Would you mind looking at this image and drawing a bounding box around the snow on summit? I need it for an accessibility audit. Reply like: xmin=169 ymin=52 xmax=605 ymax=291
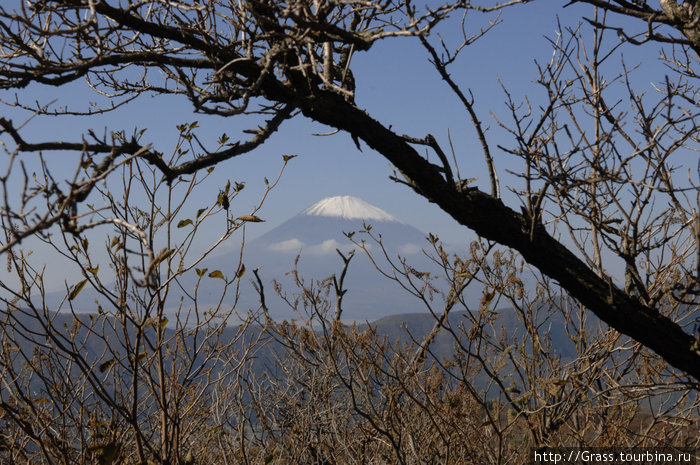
xmin=302 ymin=196 xmax=401 ymax=222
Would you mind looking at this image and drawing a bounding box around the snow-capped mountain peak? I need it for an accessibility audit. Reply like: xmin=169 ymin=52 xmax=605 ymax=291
xmin=301 ymin=196 xmax=400 ymax=222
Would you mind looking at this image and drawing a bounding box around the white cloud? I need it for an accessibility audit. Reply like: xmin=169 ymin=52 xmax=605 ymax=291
xmin=308 ymin=239 xmax=342 ymax=255
xmin=268 ymin=238 xmax=304 ymax=252
xmin=307 ymin=239 xmax=373 ymax=255
xmin=398 ymin=243 xmax=421 ymax=255
xmin=268 ymin=237 xmax=374 ymax=256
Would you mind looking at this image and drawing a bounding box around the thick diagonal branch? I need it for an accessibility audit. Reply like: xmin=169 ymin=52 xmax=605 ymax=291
xmin=298 ymin=90 xmax=700 ymax=381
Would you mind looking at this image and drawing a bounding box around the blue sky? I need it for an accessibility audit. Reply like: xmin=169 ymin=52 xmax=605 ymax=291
xmin=1 ymin=1 xmax=677 ymax=292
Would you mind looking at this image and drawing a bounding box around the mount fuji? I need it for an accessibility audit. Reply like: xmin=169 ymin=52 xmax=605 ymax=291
xmin=251 ymin=195 xmax=426 ymax=257
xmin=52 ymin=196 xmax=456 ymax=321
xmin=202 ymin=195 xmax=439 ymax=320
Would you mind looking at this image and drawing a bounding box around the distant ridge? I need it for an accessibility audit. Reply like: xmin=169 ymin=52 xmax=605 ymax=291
xmin=301 ymin=195 xmax=401 ymax=222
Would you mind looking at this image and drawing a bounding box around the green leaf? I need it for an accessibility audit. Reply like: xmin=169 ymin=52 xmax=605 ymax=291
xmin=282 ymin=154 xmax=298 ymax=162
xmin=68 ymin=279 xmax=88 ymax=301
xmin=87 ymin=266 xmax=99 ymax=277
xmin=196 ymin=208 xmax=206 ymax=219
xmin=427 ymin=233 xmax=439 ymax=245
xmin=236 ymin=264 xmax=246 ymax=279
xmin=208 ymin=270 xmax=225 ymax=280
xmin=153 ymin=249 xmax=175 ymax=267
xmin=99 ymin=359 xmax=115 ymax=373
xmin=195 ymin=268 xmax=208 ymax=278
xmin=177 ymin=219 xmax=193 ymax=228
xmin=217 ymin=188 xmax=230 ymax=210
xmin=236 ymin=215 xmax=264 ymax=223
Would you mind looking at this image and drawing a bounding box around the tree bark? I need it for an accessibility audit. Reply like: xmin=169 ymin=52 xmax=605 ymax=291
xmin=298 ymin=90 xmax=700 ymax=382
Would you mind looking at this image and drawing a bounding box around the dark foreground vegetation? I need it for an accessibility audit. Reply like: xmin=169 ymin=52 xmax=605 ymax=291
xmin=2 ymin=237 xmax=697 ymax=464
xmin=1 ymin=0 xmax=698 ymax=464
